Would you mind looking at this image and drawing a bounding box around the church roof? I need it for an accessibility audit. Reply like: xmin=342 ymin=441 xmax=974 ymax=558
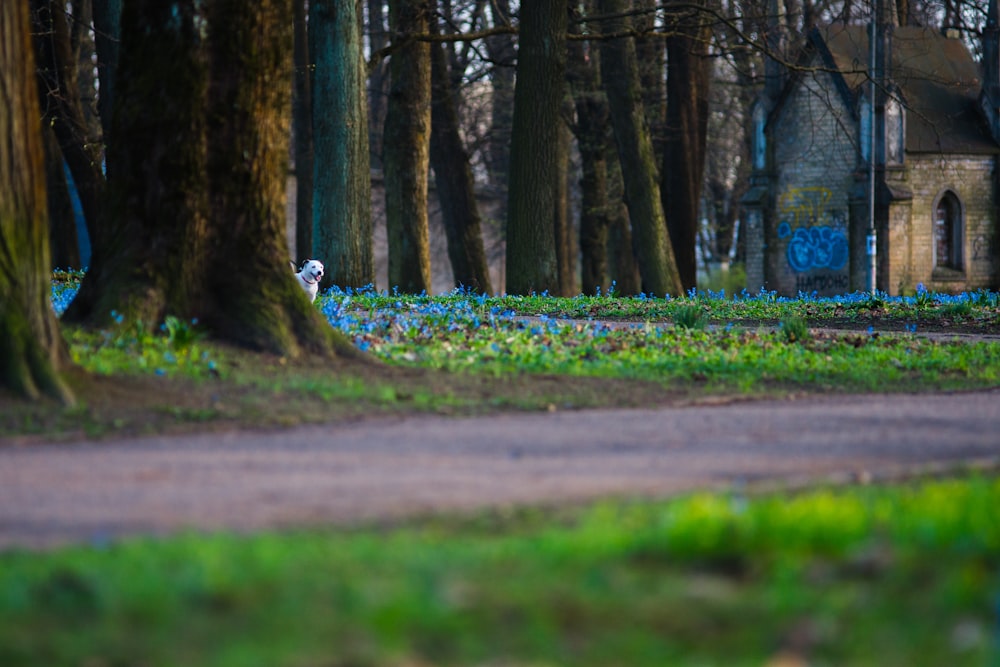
xmin=812 ymin=24 xmax=999 ymax=154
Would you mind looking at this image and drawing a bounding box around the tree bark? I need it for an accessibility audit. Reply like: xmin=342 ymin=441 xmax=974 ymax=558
xmin=385 ymin=0 xmax=433 ymax=293
xmin=293 ymin=0 xmax=314 ymax=265
xmin=504 ymin=0 xmax=566 ymax=295
xmin=311 ymin=0 xmax=375 ymax=289
xmin=663 ymin=1 xmax=712 ymax=291
xmin=64 ymin=0 xmax=209 ymax=326
xmin=0 ymin=0 xmax=75 ymax=403
xmin=429 ymin=32 xmax=493 ymax=294
xmin=599 ymin=0 xmax=682 ymax=297
xmin=554 ymin=119 xmax=575 ymax=296
xmin=65 ymin=0 xmax=356 ymax=359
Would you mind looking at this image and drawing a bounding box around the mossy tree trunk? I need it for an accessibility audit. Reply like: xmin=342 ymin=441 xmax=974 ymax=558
xmin=385 ymin=0 xmax=433 ymax=294
xmin=429 ymin=33 xmax=493 ymax=294
xmin=64 ymin=0 xmax=355 ymax=359
xmin=504 ymin=0 xmax=566 ymax=295
xmin=0 ymin=0 xmax=75 ymax=404
xmin=311 ymin=0 xmax=375 ymax=289
xmin=599 ymin=0 xmax=682 ymax=298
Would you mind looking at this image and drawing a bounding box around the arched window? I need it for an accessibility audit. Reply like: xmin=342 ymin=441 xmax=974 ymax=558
xmin=752 ymin=103 xmax=767 ymax=170
xmin=885 ymin=97 xmax=904 ymax=165
xmin=934 ymin=191 xmax=963 ymax=271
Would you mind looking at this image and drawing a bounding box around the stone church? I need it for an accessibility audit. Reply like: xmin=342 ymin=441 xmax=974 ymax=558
xmin=743 ymin=0 xmax=1000 ymax=296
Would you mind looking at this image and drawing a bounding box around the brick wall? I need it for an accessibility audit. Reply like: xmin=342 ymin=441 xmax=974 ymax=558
xmin=904 ymin=155 xmax=998 ymax=293
xmin=769 ymin=70 xmax=857 ymax=296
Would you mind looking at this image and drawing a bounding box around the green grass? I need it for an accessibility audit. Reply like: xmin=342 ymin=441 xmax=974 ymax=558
xmin=1 ymin=474 xmax=998 ymax=666
xmin=5 ymin=277 xmax=994 ymax=439
xmin=3 ymin=277 xmax=996 ymax=664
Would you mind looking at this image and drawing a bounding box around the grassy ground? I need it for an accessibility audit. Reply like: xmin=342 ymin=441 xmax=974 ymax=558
xmin=1 ymin=278 xmax=999 ymax=665
xmin=3 ymin=278 xmax=999 ymax=441
xmin=1 ymin=474 xmax=997 ymax=666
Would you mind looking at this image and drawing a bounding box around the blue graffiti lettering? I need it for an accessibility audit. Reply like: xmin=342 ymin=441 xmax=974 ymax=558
xmin=786 ymin=225 xmax=849 ymax=273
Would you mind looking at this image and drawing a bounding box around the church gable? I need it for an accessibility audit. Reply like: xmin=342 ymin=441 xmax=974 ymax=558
xmin=744 ymin=21 xmax=1000 ymax=297
xmin=764 ymin=55 xmax=858 ymax=295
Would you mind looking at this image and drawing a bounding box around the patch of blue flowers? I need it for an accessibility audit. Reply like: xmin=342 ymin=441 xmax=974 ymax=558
xmin=52 ymin=276 xmax=999 ymax=366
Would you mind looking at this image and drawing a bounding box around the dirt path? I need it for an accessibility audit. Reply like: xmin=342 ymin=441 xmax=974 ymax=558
xmin=2 ymin=389 xmax=999 ymax=551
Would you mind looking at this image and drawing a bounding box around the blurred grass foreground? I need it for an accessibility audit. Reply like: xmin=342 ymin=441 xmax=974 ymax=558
xmin=1 ymin=474 xmax=998 ymax=666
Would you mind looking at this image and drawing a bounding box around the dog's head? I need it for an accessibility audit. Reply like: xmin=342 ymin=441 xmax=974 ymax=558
xmin=299 ymin=259 xmax=324 ymax=284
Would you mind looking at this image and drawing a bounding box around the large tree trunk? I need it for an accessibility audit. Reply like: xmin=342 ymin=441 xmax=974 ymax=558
xmin=504 ymin=0 xmax=566 ymax=295
xmin=429 ymin=34 xmax=493 ymax=294
xmin=311 ymin=0 xmax=374 ymax=289
xmin=292 ymin=0 xmax=314 ymax=265
xmin=202 ymin=0 xmax=340 ymax=355
xmin=30 ymin=0 xmax=106 ymax=258
xmin=599 ymin=0 xmax=682 ymax=298
xmin=385 ymin=0 xmax=432 ymax=293
xmin=0 ymin=0 xmax=75 ymax=404
xmin=64 ymin=0 xmax=209 ymax=326
xmin=663 ymin=1 xmax=712 ymax=291
xmin=66 ymin=0 xmax=355 ymax=359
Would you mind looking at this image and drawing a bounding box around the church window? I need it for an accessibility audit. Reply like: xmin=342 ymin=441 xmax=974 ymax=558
xmin=934 ymin=191 xmax=963 ymax=270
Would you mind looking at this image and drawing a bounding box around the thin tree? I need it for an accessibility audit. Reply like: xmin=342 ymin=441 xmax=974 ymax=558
xmin=367 ymin=1 xmax=391 ymax=171
xmin=93 ymin=0 xmax=122 ymax=143
xmin=311 ymin=0 xmax=375 ymax=288
xmin=598 ymin=0 xmax=682 ymax=297
xmin=663 ymin=0 xmax=712 ymax=291
xmin=30 ymin=0 xmax=106 ymax=258
xmin=568 ymin=4 xmax=612 ymax=295
xmin=485 ymin=0 xmax=516 ymax=213
xmin=505 ymin=0 xmax=566 ymax=295
xmin=429 ymin=21 xmax=493 ymax=294
xmin=385 ymin=0 xmax=433 ymax=293
xmin=0 ymin=0 xmax=75 ymax=403
xmin=65 ymin=0 xmax=356 ymax=358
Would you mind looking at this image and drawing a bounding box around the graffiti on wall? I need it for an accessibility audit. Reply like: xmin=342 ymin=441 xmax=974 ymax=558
xmin=972 ymin=235 xmax=996 ymax=262
xmin=777 ymin=187 xmax=849 ymax=280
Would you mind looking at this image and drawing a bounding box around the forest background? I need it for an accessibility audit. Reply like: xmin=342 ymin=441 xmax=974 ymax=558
xmin=2 ymin=0 xmax=995 ymax=403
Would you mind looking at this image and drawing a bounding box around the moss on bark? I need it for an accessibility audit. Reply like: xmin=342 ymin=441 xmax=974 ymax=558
xmin=1 ymin=0 xmax=74 ymax=404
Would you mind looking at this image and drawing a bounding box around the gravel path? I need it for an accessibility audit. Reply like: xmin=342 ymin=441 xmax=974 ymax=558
xmin=2 ymin=389 xmax=999 ymax=551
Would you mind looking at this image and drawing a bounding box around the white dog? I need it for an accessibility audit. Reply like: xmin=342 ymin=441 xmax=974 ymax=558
xmin=291 ymin=259 xmax=324 ymax=302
